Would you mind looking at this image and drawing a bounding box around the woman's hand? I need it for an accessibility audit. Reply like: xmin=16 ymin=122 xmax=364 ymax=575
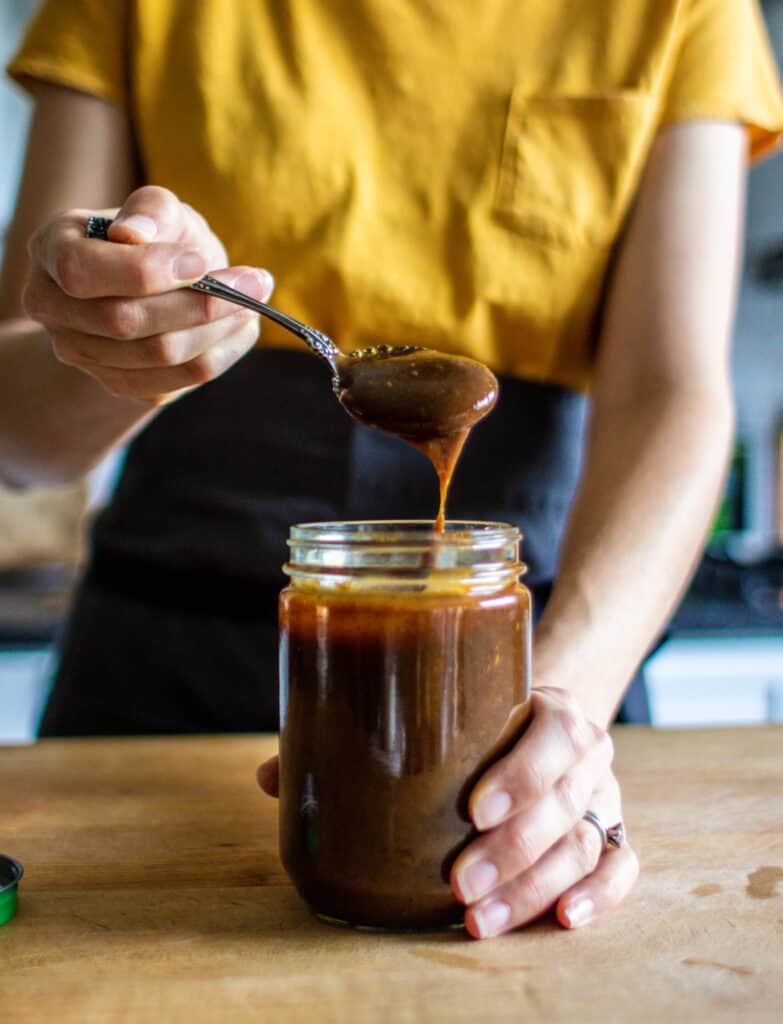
xmin=23 ymin=185 xmax=274 ymax=403
xmin=257 ymin=688 xmax=638 ymax=939
xmin=451 ymin=687 xmax=638 ymax=938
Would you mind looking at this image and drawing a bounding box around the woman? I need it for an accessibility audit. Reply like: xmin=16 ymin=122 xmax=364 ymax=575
xmin=2 ymin=0 xmax=782 ymax=938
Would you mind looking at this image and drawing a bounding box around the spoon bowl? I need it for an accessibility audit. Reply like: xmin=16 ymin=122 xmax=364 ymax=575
xmin=334 ymin=346 xmax=498 ymax=440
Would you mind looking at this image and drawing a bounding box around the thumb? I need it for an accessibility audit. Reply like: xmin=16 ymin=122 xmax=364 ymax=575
xmin=108 ymin=185 xmax=186 ymax=244
xmin=256 ymin=756 xmax=280 ymax=798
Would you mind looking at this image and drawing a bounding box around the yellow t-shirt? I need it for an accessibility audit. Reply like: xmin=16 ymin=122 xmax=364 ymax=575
xmin=8 ymin=0 xmax=783 ymax=390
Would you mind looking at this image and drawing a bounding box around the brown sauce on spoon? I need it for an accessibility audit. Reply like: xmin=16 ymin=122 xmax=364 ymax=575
xmin=334 ymin=347 xmax=499 ymax=529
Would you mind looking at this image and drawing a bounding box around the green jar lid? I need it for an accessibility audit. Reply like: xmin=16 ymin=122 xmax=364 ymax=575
xmin=0 ymin=855 xmax=23 ymax=927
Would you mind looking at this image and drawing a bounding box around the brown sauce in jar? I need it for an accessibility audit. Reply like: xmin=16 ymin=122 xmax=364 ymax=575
xmin=279 ymin=581 xmax=531 ymax=929
xmin=335 ymin=348 xmax=499 ymax=530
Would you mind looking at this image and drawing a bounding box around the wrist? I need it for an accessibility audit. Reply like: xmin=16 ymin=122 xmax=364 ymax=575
xmin=532 ymin=644 xmax=619 ymax=729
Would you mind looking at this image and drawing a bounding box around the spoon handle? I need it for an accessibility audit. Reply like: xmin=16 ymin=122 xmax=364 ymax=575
xmin=190 ymin=275 xmax=340 ymax=370
xmin=84 ymin=217 xmax=340 ymax=370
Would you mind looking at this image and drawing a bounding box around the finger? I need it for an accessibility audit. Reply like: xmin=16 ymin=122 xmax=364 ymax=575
xmin=35 ymin=216 xmax=208 ymax=298
xmin=451 ymin=741 xmax=615 ymax=905
xmin=256 ymin=757 xmax=280 ymax=797
xmin=464 ymin=816 xmax=606 ymax=940
xmin=556 ymin=843 xmax=640 ymax=930
xmin=109 ymin=189 xmax=228 ymax=267
xmin=108 ymin=186 xmax=186 ymax=244
xmin=90 ymin=314 xmax=260 ymax=399
xmin=51 ymin=308 xmax=257 ymax=371
xmin=25 ymin=263 xmax=273 ymax=339
xmin=468 ymin=689 xmax=607 ymax=831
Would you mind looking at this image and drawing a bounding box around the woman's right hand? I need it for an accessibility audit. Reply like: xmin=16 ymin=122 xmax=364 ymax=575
xmin=23 ymin=185 xmax=274 ymax=403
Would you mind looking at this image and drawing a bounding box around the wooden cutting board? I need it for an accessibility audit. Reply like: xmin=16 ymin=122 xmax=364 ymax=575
xmin=0 ymin=727 xmax=781 ymax=1023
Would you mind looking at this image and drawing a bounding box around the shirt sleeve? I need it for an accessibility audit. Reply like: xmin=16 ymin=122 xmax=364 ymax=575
xmin=5 ymin=0 xmax=130 ymax=109
xmin=660 ymin=0 xmax=783 ymax=162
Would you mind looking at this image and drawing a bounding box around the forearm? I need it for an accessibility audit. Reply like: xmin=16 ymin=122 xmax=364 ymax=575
xmin=0 ymin=84 xmax=154 ymax=487
xmin=0 ymin=317 xmax=155 ymax=487
xmin=533 ymin=385 xmax=733 ymax=726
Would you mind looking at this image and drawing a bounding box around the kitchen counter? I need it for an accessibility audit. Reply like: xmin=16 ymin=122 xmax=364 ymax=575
xmin=1 ymin=728 xmax=781 ymax=1023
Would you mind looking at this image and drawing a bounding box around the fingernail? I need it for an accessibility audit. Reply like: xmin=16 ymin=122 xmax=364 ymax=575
xmin=473 ymin=790 xmax=512 ymax=830
xmin=563 ymin=897 xmax=594 ymax=929
xmin=227 ymin=268 xmax=270 ymax=299
xmin=459 ymin=860 xmax=498 ymax=903
xmin=173 ymin=251 xmax=207 ymax=281
xmin=473 ymin=900 xmax=510 ymax=939
xmin=114 ymin=214 xmax=157 ymax=241
xmin=232 ymin=269 xmax=274 ymax=299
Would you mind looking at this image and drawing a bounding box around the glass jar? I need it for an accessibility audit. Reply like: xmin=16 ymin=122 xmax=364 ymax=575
xmin=278 ymin=521 xmax=531 ymax=930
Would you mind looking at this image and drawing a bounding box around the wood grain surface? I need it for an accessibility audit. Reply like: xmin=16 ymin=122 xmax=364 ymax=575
xmin=1 ymin=727 xmax=781 ymax=1023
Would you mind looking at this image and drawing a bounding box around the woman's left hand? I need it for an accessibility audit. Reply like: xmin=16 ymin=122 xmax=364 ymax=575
xmin=450 ymin=687 xmax=639 ymax=939
xmin=256 ymin=686 xmax=639 ymax=939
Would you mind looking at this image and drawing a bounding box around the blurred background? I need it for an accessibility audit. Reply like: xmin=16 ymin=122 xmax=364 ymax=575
xmin=1 ymin=0 xmax=782 ymax=741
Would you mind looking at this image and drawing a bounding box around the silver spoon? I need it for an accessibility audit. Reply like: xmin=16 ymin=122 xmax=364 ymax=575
xmin=86 ymin=215 xmax=414 ymax=374
xmin=192 ymin=273 xmax=500 ymax=439
xmin=85 ymin=216 xmax=497 ymax=439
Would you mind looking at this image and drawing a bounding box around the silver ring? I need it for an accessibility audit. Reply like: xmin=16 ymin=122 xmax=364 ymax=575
xmin=582 ymin=809 xmax=626 ymax=850
xmin=86 ymin=216 xmax=113 ymax=240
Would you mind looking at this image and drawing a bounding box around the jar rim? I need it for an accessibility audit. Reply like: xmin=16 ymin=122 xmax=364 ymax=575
xmin=284 ymin=521 xmax=525 ymax=592
xmin=288 ymin=520 xmax=521 ymax=548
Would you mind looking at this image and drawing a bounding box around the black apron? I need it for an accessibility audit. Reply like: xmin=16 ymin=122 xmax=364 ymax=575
xmin=40 ymin=349 xmax=647 ymax=735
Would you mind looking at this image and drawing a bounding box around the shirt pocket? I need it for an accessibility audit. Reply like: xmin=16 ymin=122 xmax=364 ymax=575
xmin=494 ymin=89 xmax=656 ymax=247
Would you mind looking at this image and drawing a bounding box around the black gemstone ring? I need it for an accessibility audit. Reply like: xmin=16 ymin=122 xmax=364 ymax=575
xmin=85 ymin=215 xmax=113 ymax=240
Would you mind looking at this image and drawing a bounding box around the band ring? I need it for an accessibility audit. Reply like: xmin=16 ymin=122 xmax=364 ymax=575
xmin=582 ymin=809 xmax=626 ymax=851
xmin=86 ymin=215 xmax=113 ymax=240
